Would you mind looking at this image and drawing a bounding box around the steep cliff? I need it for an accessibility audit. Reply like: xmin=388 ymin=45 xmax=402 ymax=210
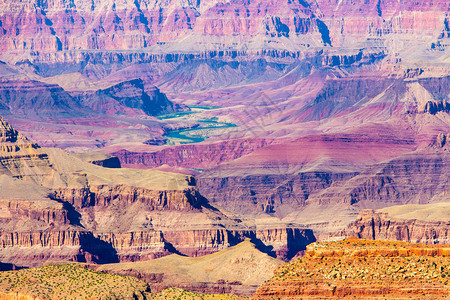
xmin=0 ymin=0 xmax=447 ymax=55
xmin=113 ymin=138 xmax=271 ymax=169
xmin=0 ymin=117 xmax=315 ymax=266
xmin=97 ymin=239 xmax=283 ymax=296
xmin=340 ymin=204 xmax=450 ymax=244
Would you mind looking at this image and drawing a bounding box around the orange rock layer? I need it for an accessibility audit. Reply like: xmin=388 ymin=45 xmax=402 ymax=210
xmin=254 ymin=239 xmax=450 ymax=299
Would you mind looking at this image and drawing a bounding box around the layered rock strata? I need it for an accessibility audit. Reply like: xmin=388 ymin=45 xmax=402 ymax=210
xmin=0 ymin=117 xmax=314 ymax=266
xmin=255 ymin=238 xmax=450 ymax=299
xmin=339 ymin=208 xmax=450 ymax=244
xmin=0 ymin=0 xmax=448 ymax=53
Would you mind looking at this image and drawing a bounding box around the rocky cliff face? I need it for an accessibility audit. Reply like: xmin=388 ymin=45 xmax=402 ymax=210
xmin=254 ymin=238 xmax=450 ymax=299
xmin=0 ymin=118 xmax=315 ymax=267
xmin=113 ymin=138 xmax=271 ymax=169
xmin=0 ymin=0 xmax=447 ymax=55
xmin=198 ymin=170 xmax=357 ymax=215
xmin=80 ymin=78 xmax=187 ymax=116
xmin=51 ymin=186 xmax=204 ymax=210
xmin=0 ymin=0 xmax=325 ymax=54
xmin=316 ymin=0 xmax=449 ymax=45
xmin=340 ymin=209 xmax=450 ymax=244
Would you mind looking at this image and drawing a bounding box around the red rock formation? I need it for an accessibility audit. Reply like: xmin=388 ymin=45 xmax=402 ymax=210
xmin=113 ymin=138 xmax=271 ymax=169
xmin=51 ymin=186 xmax=204 ymax=210
xmin=254 ymin=239 xmax=450 ymax=299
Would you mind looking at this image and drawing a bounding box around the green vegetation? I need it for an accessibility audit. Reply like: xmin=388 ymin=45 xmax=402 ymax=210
xmin=0 ymin=264 xmax=150 ymax=299
xmin=0 ymin=264 xmax=246 ymax=300
xmin=257 ymin=239 xmax=450 ymax=299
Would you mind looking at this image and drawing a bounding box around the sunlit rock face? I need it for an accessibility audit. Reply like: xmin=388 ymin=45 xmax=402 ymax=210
xmin=0 ymin=0 xmax=448 ymax=55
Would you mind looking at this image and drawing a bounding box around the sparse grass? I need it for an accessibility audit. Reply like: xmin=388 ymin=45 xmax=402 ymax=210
xmin=0 ymin=264 xmax=247 ymax=300
xmin=0 ymin=263 xmax=150 ymax=299
xmin=256 ymin=239 xmax=450 ymax=299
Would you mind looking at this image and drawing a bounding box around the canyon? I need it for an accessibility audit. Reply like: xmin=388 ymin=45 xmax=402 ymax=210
xmin=0 ymin=117 xmax=315 ymax=268
xmin=0 ymin=0 xmax=448 ymax=298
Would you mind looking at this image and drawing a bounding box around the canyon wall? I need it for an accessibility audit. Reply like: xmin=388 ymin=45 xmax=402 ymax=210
xmin=340 ymin=210 xmax=450 ymax=244
xmin=0 ymin=0 xmax=448 ymax=54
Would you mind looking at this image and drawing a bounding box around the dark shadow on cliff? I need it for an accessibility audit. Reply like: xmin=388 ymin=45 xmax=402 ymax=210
xmin=249 ymin=238 xmax=277 ymax=258
xmin=164 ymin=241 xmax=187 ymax=257
xmin=48 ymin=194 xmax=85 ymax=228
xmin=0 ymin=262 xmax=27 ymax=271
xmin=62 ymin=201 xmax=84 ymax=228
xmin=79 ymin=233 xmax=119 ymax=264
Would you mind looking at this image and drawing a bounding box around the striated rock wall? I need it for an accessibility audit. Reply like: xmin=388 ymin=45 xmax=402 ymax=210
xmin=1 ymin=0 xmax=448 ymax=53
xmin=0 ymin=230 xmax=84 ymax=248
xmin=316 ymin=0 xmax=449 ymax=45
xmin=340 ymin=210 xmax=450 ymax=244
xmin=0 ymin=0 xmax=323 ymax=53
xmin=51 ymin=186 xmax=205 ymax=210
xmin=198 ymin=171 xmax=357 ymax=215
xmin=160 ymin=227 xmax=316 ymax=260
xmin=0 ymin=227 xmax=315 ymax=266
xmin=113 ymin=138 xmax=271 ymax=169
xmin=0 ymin=199 xmax=70 ymax=226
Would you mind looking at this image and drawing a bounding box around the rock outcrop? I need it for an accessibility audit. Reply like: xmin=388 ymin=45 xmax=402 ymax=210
xmin=113 ymin=138 xmax=271 ymax=169
xmin=339 ymin=207 xmax=450 ymax=244
xmin=73 ymin=151 xmax=122 ymax=168
xmin=97 ymin=239 xmax=283 ymax=297
xmin=80 ymin=79 xmax=187 ymax=116
xmin=254 ymin=238 xmax=450 ymax=299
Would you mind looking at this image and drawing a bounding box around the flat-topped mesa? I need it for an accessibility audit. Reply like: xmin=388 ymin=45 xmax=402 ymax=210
xmin=0 ymin=117 xmax=38 ymax=152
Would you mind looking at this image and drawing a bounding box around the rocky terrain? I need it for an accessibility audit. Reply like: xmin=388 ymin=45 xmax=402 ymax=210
xmin=0 ymin=263 xmax=242 ymax=299
xmin=149 ymin=288 xmax=239 ymax=300
xmin=339 ymin=203 xmax=450 ymax=244
xmin=0 ymin=116 xmax=314 ymax=268
xmin=0 ymin=0 xmax=448 ymax=297
xmin=255 ymin=238 xmax=450 ymax=299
